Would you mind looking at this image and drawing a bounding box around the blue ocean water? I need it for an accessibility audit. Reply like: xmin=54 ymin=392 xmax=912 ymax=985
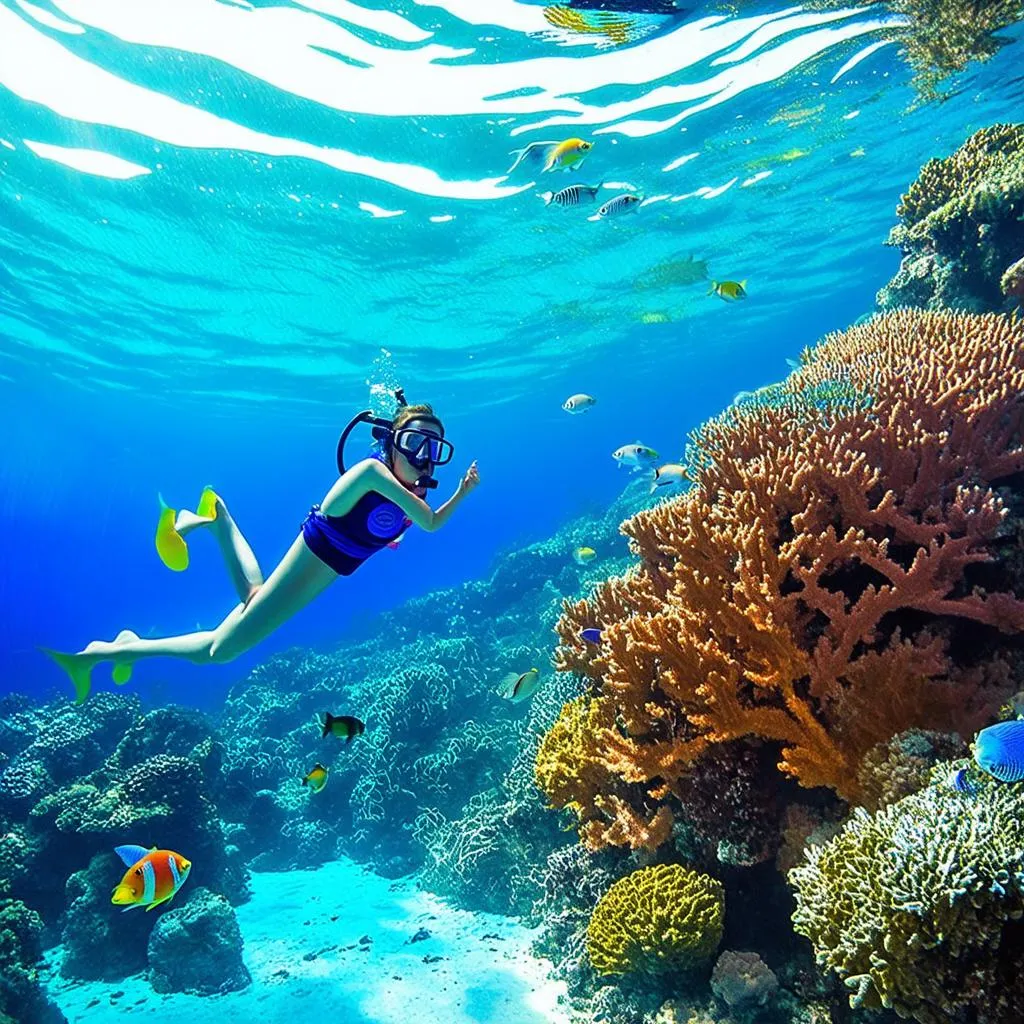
xmin=2 ymin=1 xmax=1021 ymax=707
xmin=2 ymin=5 xmax=1024 ymax=1023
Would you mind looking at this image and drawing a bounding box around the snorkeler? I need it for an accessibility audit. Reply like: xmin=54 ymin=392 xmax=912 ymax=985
xmin=44 ymin=391 xmax=478 ymax=704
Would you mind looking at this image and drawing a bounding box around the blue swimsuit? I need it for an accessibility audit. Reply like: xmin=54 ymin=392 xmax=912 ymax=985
xmin=301 ymin=491 xmax=411 ymax=576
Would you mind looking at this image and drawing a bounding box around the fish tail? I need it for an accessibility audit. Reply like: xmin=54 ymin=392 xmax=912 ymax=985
xmin=321 ymin=713 xmax=332 ymax=738
xmin=40 ymin=647 xmax=95 ymax=706
xmin=707 ymin=282 xmax=717 ymax=296
xmin=539 ymin=191 xmax=554 ymax=206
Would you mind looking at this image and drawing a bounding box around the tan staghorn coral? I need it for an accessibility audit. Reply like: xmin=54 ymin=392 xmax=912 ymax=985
xmin=546 ymin=311 xmax=1024 ymax=851
xmin=586 ymin=864 xmax=724 ymax=976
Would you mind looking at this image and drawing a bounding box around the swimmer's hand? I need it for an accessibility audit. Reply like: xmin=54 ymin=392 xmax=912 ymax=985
xmin=458 ymin=461 xmax=480 ymax=495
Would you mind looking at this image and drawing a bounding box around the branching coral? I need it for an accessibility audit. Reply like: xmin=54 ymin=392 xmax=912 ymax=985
xmin=547 ymin=311 xmax=1024 ymax=852
xmin=879 ymin=123 xmax=1024 ymax=312
xmin=790 ymin=765 xmax=1024 ymax=1024
xmin=586 ymin=864 xmax=724 ymax=977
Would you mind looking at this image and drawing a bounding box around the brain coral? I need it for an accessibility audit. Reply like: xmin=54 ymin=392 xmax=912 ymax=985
xmin=790 ymin=765 xmax=1024 ymax=1024
xmin=549 ymin=310 xmax=1024 ymax=851
xmin=587 ymin=864 xmax=724 ymax=976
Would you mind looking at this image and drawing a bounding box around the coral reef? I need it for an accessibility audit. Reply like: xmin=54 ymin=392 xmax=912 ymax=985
xmin=547 ymin=310 xmax=1024 ymax=852
xmin=147 ymin=888 xmax=250 ymax=995
xmin=0 ymin=898 xmax=65 ymax=1024
xmin=790 ymin=764 xmax=1024 ymax=1023
xmin=710 ymin=950 xmax=779 ymax=1009
xmin=805 ymin=0 xmax=1024 ymax=101
xmin=878 ymin=124 xmax=1024 ymax=312
xmin=586 ymin=864 xmax=725 ymax=977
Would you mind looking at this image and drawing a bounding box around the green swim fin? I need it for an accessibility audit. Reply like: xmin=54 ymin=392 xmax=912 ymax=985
xmin=155 ymin=493 xmax=189 ymax=571
xmin=196 ymin=485 xmax=220 ymax=522
xmin=40 ymin=648 xmax=94 ymax=705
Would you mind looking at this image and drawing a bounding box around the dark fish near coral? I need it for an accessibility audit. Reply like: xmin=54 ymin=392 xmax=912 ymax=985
xmin=950 ymin=767 xmax=979 ymax=795
xmin=580 ymin=628 xmax=603 ymax=644
xmin=303 ymin=763 xmax=330 ymax=792
xmin=322 ymin=713 xmax=365 ymax=742
xmin=973 ymin=720 xmax=1024 ymax=782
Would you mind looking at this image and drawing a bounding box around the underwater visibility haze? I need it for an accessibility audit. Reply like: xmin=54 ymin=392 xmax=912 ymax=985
xmin=2 ymin=0 xmax=1024 ymax=1022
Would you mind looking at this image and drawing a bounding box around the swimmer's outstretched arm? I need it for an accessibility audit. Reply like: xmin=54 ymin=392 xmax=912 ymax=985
xmin=325 ymin=458 xmax=480 ymax=532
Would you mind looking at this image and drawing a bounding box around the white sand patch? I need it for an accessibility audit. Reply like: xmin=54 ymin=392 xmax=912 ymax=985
xmin=43 ymin=859 xmax=569 ymax=1024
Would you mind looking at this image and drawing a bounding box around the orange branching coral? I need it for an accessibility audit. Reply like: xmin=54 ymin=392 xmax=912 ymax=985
xmin=548 ymin=311 xmax=1024 ymax=849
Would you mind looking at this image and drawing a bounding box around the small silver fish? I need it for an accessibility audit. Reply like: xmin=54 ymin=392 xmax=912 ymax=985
xmin=542 ymin=184 xmax=601 ymax=209
xmin=597 ymin=193 xmax=642 ymax=218
xmin=563 ymin=392 xmax=597 ymax=413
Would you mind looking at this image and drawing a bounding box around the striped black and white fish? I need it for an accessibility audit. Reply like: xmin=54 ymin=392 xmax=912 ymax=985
xmin=540 ymin=184 xmax=602 ymax=208
xmin=597 ymin=192 xmax=643 ymax=218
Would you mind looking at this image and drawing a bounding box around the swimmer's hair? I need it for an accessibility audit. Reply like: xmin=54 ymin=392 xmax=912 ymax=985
xmin=393 ymin=402 xmax=442 ymax=433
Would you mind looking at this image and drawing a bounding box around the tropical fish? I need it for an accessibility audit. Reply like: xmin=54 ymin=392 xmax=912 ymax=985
xmin=950 ymin=767 xmax=979 ymax=795
xmin=321 ymin=713 xmax=365 ymax=742
xmin=613 ymin=443 xmax=659 ymax=469
xmin=973 ymin=720 xmax=1024 ymax=782
xmin=111 ymin=846 xmax=191 ymax=912
xmin=563 ymin=393 xmax=596 ymax=413
xmin=580 ymin=628 xmax=603 ymax=644
xmin=650 ymin=464 xmax=687 ymax=494
xmin=507 ymin=139 xmax=593 ymax=175
xmin=573 ymin=546 xmax=597 ymax=565
xmin=497 ymin=667 xmax=542 ymax=703
xmin=708 ymin=280 xmax=747 ymax=302
xmin=596 ymin=193 xmax=642 ymax=218
xmin=633 ymin=254 xmax=709 ymax=291
xmin=541 ymin=184 xmax=601 ymax=208
xmin=303 ymin=763 xmax=330 ymax=792
xmin=561 ymin=0 xmax=688 ymax=11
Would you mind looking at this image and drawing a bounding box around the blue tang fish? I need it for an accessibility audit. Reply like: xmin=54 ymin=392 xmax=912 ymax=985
xmin=580 ymin=628 xmax=603 ymax=644
xmin=973 ymin=720 xmax=1024 ymax=782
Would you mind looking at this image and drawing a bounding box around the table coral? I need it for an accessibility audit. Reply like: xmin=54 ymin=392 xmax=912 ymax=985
xmin=790 ymin=764 xmax=1024 ymax=1023
xmin=879 ymin=123 xmax=1024 ymax=312
xmin=548 ymin=310 xmax=1024 ymax=852
xmin=586 ymin=864 xmax=724 ymax=977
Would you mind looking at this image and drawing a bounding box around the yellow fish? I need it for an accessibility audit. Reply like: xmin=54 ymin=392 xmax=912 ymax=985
xmin=573 ymin=546 xmax=597 ymax=565
xmin=708 ymin=280 xmax=747 ymax=302
xmin=507 ymin=138 xmax=593 ymax=175
xmin=302 ymin=763 xmax=329 ymax=793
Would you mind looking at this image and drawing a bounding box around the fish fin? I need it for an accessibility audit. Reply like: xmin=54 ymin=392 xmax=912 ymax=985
xmin=785 ymin=358 xmax=800 ymax=369
xmin=739 ymin=280 xmax=747 ymax=290
xmin=155 ymin=496 xmax=189 ymax=571
xmin=539 ymin=191 xmax=553 ymax=205
xmin=496 ymin=672 xmax=520 ymax=698
xmin=507 ymin=142 xmax=556 ymax=175
xmin=707 ymin=282 xmax=717 ymax=296
xmin=321 ymin=713 xmax=333 ymax=739
xmin=114 ymin=845 xmax=151 ymax=868
xmin=40 ymin=647 xmax=95 ymax=706
xmin=121 ymin=903 xmax=143 ymax=913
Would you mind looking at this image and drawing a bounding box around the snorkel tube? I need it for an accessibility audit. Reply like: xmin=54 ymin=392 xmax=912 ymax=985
xmin=336 ymin=388 xmax=440 ymax=490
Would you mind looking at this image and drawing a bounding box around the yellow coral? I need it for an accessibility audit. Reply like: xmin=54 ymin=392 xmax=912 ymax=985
xmin=587 ymin=864 xmax=724 ymax=976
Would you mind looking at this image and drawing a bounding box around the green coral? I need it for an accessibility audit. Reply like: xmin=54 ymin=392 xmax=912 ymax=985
xmin=790 ymin=763 xmax=1024 ymax=1023
xmin=586 ymin=864 xmax=725 ymax=977
xmin=878 ymin=123 xmax=1024 ymax=312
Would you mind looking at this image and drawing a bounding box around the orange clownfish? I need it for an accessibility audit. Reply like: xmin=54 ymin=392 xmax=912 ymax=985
xmin=111 ymin=845 xmax=191 ymax=912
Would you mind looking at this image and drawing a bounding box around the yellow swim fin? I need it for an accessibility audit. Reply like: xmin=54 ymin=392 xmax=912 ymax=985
xmin=196 ymin=486 xmax=219 ymax=522
xmin=40 ymin=648 xmax=95 ymax=705
xmin=155 ymin=494 xmax=189 ymax=572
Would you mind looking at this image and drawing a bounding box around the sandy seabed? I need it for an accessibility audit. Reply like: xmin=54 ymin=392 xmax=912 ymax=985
xmin=42 ymin=858 xmax=570 ymax=1024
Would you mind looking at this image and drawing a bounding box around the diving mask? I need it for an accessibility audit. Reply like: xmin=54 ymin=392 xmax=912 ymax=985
xmin=392 ymin=427 xmax=454 ymax=469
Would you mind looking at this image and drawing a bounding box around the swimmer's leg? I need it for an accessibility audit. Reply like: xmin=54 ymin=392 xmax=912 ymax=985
xmin=46 ymin=537 xmax=334 ymax=703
